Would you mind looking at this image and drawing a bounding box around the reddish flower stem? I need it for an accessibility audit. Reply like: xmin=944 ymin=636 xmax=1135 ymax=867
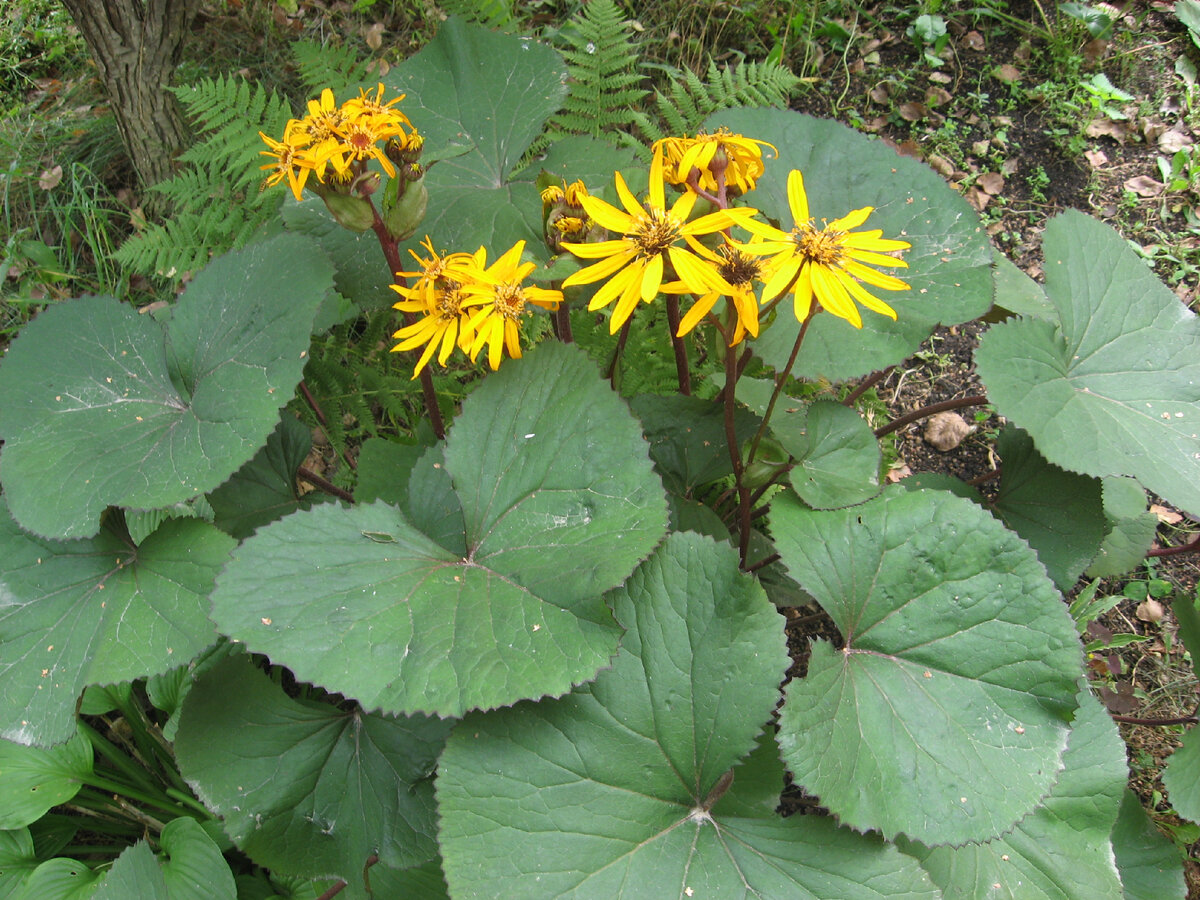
xmin=606 ymin=318 xmax=633 ymax=389
xmin=841 ymin=366 xmax=894 ymax=407
xmin=664 ymin=294 xmax=692 ymax=395
xmin=747 ymin=312 xmax=814 ymax=467
xmin=365 ymin=195 xmax=445 ymax=440
xmin=1148 ymin=531 xmax=1200 ymax=558
xmin=297 ymin=465 xmax=355 ymax=503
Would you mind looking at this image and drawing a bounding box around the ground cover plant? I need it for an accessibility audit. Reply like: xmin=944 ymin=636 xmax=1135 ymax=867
xmin=1 ymin=1 xmax=1200 ymax=898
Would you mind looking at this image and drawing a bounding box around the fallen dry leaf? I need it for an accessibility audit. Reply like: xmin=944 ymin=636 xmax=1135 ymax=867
xmin=1000 ymin=157 xmax=1020 ymax=176
xmin=977 ymin=171 xmax=1005 ymax=194
xmin=1159 ymin=129 xmax=1194 ymax=153
xmin=1150 ymin=504 xmax=1183 ymax=524
xmin=869 ymin=84 xmax=890 ymax=104
xmin=925 ymin=86 xmax=952 ymax=107
xmin=1084 ymin=148 xmax=1109 ymax=167
xmin=1124 ymin=175 xmax=1164 ymax=197
xmin=898 ymin=101 xmax=928 ymax=122
xmin=1082 ymin=38 xmax=1108 ymax=64
xmin=924 ymin=412 xmax=976 ymax=451
xmin=39 ymin=165 xmax=63 ymax=190
xmin=1136 ymin=599 xmax=1165 ymax=624
xmin=926 ymin=154 xmax=955 ymax=177
xmin=966 ymin=187 xmax=991 ymax=211
xmin=885 ymin=463 xmax=913 ymax=483
xmin=928 ymin=71 xmax=952 ymax=84
xmin=1086 ymin=118 xmax=1131 ymax=143
xmin=994 ymin=63 xmax=1021 ymax=83
xmin=364 ymin=21 xmax=384 ymax=50
xmin=963 ymin=30 xmax=985 ymax=51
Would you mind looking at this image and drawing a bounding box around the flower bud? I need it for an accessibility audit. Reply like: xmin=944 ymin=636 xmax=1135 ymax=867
xmin=383 ymin=171 xmax=428 ymax=242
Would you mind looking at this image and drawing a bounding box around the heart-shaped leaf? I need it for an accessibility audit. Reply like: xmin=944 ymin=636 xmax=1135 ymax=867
xmin=976 ymin=210 xmax=1200 ymax=517
xmin=0 ymin=500 xmax=235 ymax=747
xmin=0 ymin=731 xmax=91 ymax=829
xmin=778 ymin=400 xmax=882 ymax=509
xmin=991 ymin=425 xmax=1105 ymax=590
xmin=710 ymin=109 xmax=994 ymax=381
xmin=437 ymin=532 xmax=938 ymax=899
xmin=1086 ymin=477 xmax=1158 ymax=578
xmin=772 ymin=487 xmax=1083 ymax=845
xmin=91 ymin=818 xmax=235 ymax=900
xmin=211 ymin=341 xmax=668 ymax=717
xmin=175 ymin=656 xmax=450 ymax=893
xmin=0 ymin=234 xmax=333 ymax=539
xmin=900 ymin=690 xmax=1127 ymax=898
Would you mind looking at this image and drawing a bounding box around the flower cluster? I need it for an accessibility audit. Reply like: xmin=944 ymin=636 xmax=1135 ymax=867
xmin=391 ymin=239 xmax=562 ymax=375
xmin=259 ymin=84 xmax=420 ymax=202
xmin=558 ymin=131 xmax=911 ymax=344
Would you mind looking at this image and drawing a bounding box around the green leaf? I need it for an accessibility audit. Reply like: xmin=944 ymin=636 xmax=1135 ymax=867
xmin=991 ymin=425 xmax=1105 ymax=590
xmin=779 ymin=400 xmax=882 ymax=509
xmin=211 ymin=342 xmax=668 ymax=717
xmin=208 ymin=414 xmax=319 ymax=540
xmin=629 ymin=393 xmax=758 ymax=494
xmin=0 ymin=499 xmax=235 ymax=747
xmin=1086 ymin=477 xmax=1159 ymax=578
xmin=1172 ymin=592 xmax=1200 ymax=672
xmin=381 ymin=19 xmax=568 ymax=262
xmin=772 ymin=487 xmax=1083 ymax=844
xmin=0 ymin=732 xmax=92 ymax=829
xmin=175 ymin=656 xmax=448 ymax=894
xmin=1161 ymin=724 xmax=1200 ymax=826
xmin=1111 ymin=788 xmax=1187 ymax=899
xmin=991 ymin=247 xmax=1055 ymax=320
xmin=0 ymin=828 xmax=38 ymax=898
xmin=710 ymin=109 xmax=993 ymax=381
xmin=0 ymin=234 xmax=334 ymax=539
xmin=13 ymin=858 xmax=101 ymax=899
xmin=437 ymin=532 xmax=937 ymax=899
xmin=975 ymin=211 xmax=1200 ymax=518
xmin=91 ymin=818 xmax=235 ymax=900
xmin=354 ymin=437 xmax=424 ymax=506
xmin=900 ymin=690 xmax=1126 ymax=898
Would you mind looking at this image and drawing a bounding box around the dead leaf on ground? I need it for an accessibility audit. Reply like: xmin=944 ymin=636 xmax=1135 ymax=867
xmin=1000 ymin=157 xmax=1020 ymax=176
xmin=869 ymin=84 xmax=891 ymax=104
xmin=38 ymin=165 xmax=63 ymax=190
xmin=926 ymin=154 xmax=955 ymax=177
xmin=994 ymin=63 xmax=1021 ymax=83
xmin=1082 ymin=38 xmax=1109 ymax=64
xmin=364 ymin=22 xmax=384 ymax=50
xmin=898 ymin=101 xmax=928 ymax=122
xmin=1150 ymin=504 xmax=1183 ymax=524
xmin=1084 ymin=148 xmax=1109 ymax=167
xmin=1136 ymin=599 xmax=1165 ymax=623
xmin=885 ymin=463 xmax=913 ymax=483
xmin=977 ymin=171 xmax=1005 ymax=194
xmin=925 ymin=86 xmax=952 ymax=107
xmin=971 ymin=139 xmax=990 ymax=156
xmin=963 ymin=30 xmax=985 ymax=51
xmin=928 ymin=71 xmax=952 ymax=84
xmin=1159 ymin=129 xmax=1194 ymax=153
xmin=894 ymin=139 xmax=924 ymax=159
xmin=924 ymin=412 xmax=976 ymax=451
xmin=1086 ymin=118 xmax=1132 ymax=142
xmin=1125 ymin=175 xmax=1164 ymax=197
xmin=965 ymin=187 xmax=991 ymax=211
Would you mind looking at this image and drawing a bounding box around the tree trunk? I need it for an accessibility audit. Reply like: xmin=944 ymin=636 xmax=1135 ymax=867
xmin=60 ymin=0 xmax=201 ymax=192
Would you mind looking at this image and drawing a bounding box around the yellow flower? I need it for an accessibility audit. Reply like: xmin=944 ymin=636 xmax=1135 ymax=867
xmin=654 ymin=129 xmax=777 ymax=195
xmin=341 ymin=83 xmax=412 ymax=133
xmin=561 ymin=148 xmax=757 ymax=333
xmin=452 ymin=241 xmax=563 ymax=371
xmin=390 ymin=239 xmax=480 ymax=377
xmin=740 ymin=169 xmax=911 ymax=328
xmin=671 ymin=239 xmax=767 ymax=345
xmin=258 ymin=121 xmax=318 ymax=202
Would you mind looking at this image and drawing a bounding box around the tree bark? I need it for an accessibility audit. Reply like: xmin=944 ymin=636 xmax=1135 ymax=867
xmin=60 ymin=0 xmax=201 ymax=192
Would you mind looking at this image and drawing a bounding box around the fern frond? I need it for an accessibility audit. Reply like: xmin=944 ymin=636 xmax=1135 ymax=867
xmin=544 ymin=0 xmax=646 ymax=141
xmin=291 ymin=40 xmax=369 ymax=95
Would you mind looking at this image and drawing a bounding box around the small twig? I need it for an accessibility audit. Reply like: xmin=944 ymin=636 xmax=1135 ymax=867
xmin=874 ymin=394 xmax=989 ymax=439
xmin=553 ymin=303 xmax=574 ymax=343
xmin=745 ymin=552 xmax=780 ymax=574
xmin=1147 ymin=531 xmax=1200 ymax=558
xmin=297 ymin=466 xmax=355 ymax=503
xmin=299 ymin=380 xmax=328 ymax=427
xmin=1110 ymin=713 xmax=1198 ymax=727
xmin=315 ymin=854 xmax=380 ymax=900
xmin=841 ymin=366 xmax=893 ymax=407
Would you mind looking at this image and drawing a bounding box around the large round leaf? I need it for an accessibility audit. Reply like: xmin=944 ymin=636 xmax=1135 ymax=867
xmin=211 ymin=341 xmax=668 ymax=717
xmin=0 ymin=234 xmax=333 ymax=539
xmin=0 ymin=499 xmax=235 ymax=747
xmin=976 ymin=210 xmax=1200 ymax=517
xmin=1111 ymin=789 xmax=1188 ymax=900
xmin=900 ymin=690 xmax=1127 ymax=898
xmin=437 ymin=532 xmax=938 ymax=899
xmin=175 ymin=656 xmax=450 ymax=894
xmin=708 ymin=109 xmax=994 ymax=381
xmin=772 ymin=487 xmax=1083 ymax=845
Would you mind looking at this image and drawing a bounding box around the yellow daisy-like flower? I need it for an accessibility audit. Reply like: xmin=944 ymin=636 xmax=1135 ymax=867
xmin=671 ymin=239 xmax=767 ymax=345
xmin=390 ymin=239 xmax=481 ymax=377
xmin=561 ymin=149 xmax=757 ymax=334
xmin=740 ymin=169 xmax=911 ymax=328
xmin=341 ymin=83 xmax=412 ymax=132
xmin=654 ymin=129 xmax=777 ymax=195
xmin=258 ymin=121 xmax=318 ymax=202
xmin=452 ymin=241 xmax=563 ymax=371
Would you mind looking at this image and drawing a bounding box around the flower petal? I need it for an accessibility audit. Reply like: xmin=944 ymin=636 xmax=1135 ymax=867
xmin=649 ymin=148 xmax=666 ymax=211
xmin=762 ymin=255 xmax=801 ymax=302
xmin=677 ymin=291 xmax=719 ymax=336
xmin=614 ymin=170 xmax=644 ymax=219
xmin=787 ymin=170 xmax=810 ymax=224
xmin=812 ymin=264 xmax=862 ymax=328
xmin=842 ymin=272 xmax=899 ymax=320
xmin=579 ymin=195 xmax=635 ymax=234
xmin=640 ymin=252 xmax=664 ymax=301
xmin=829 ymin=206 xmax=873 ymax=231
xmin=842 ymin=259 xmax=911 ymax=291
xmin=562 ymin=248 xmax=638 ymax=288
xmin=792 ymin=263 xmax=814 ymax=322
